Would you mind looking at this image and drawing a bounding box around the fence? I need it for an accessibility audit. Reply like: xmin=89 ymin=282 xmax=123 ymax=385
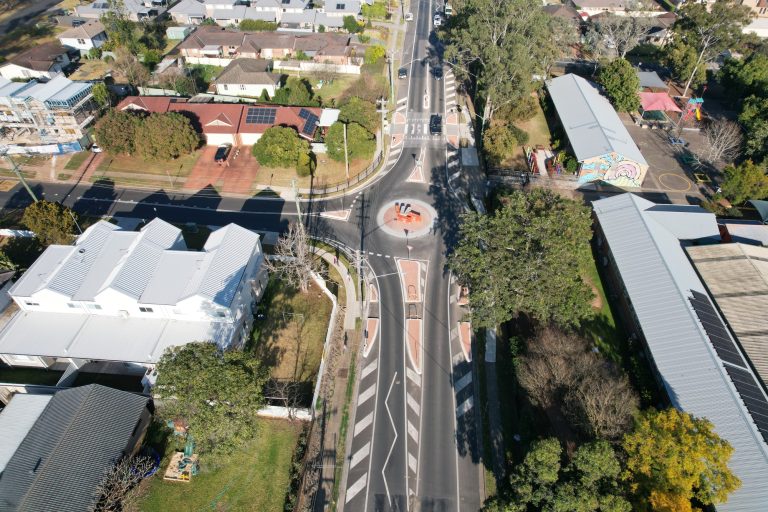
xmin=307 ymin=149 xmax=383 ymax=196
xmin=274 ymin=59 xmax=362 ymax=75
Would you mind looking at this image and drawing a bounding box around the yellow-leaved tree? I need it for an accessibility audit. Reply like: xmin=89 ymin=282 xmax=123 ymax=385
xmin=622 ymin=408 xmax=741 ymax=511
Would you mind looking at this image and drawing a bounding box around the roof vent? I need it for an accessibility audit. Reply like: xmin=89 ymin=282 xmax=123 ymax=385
xmin=78 ymin=248 xmax=85 ymax=254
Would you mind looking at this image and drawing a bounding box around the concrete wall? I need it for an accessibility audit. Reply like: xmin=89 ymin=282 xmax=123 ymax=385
xmin=274 ymin=59 xmax=361 ymax=75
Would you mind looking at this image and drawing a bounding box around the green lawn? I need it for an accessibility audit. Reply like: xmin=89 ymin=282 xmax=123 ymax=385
xmin=0 ymin=368 xmax=63 ymax=385
xmin=504 ymin=94 xmax=551 ymax=169
xmin=580 ymin=253 xmax=622 ymax=364
xmin=64 ymin=152 xmax=90 ymax=171
xmin=134 ymin=420 xmax=301 ymax=512
xmin=95 ymin=151 xmax=202 ymax=178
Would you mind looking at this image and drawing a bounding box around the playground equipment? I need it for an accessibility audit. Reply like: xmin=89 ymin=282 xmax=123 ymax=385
xmin=163 ymin=452 xmax=200 ymax=482
xmin=681 ymin=97 xmax=704 ymax=123
xmin=394 ymin=202 xmax=421 ymax=223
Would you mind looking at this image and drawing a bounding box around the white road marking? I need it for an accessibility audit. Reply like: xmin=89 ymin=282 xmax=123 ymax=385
xmin=354 ymin=411 xmax=374 ymax=436
xmin=450 ymin=170 xmax=461 ymax=180
xmin=345 ymin=473 xmax=368 ymax=503
xmin=357 ymin=384 xmax=376 ymax=406
xmin=398 ymin=96 xmax=408 ymax=104
xmin=423 ymin=123 xmax=428 ymax=133
xmin=350 ymin=442 xmax=371 ymax=469
xmin=382 ymin=373 xmax=399 ymax=508
xmin=409 ymin=453 xmax=417 ymax=472
xmin=407 ymin=366 xmax=422 ymax=387
xmin=377 ymin=253 xmax=382 ymax=257
xmin=361 ymin=359 xmax=378 ymax=379
xmin=454 ymin=372 xmax=472 ymax=393
xmin=407 ymin=393 xmax=420 ymax=415
xmin=408 ymin=419 xmax=418 ymax=441
xmin=385 ymin=254 xmax=391 ymax=258
xmin=456 ymin=397 xmax=474 ymax=417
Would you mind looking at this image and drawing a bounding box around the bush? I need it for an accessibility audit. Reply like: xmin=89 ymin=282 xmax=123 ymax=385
xmin=498 ymin=96 xmax=538 ymax=122
xmin=88 ymin=47 xmax=103 ymax=60
xmin=296 ymin=151 xmax=314 ymax=177
xmin=135 ymin=112 xmax=200 ymax=160
xmin=339 ymin=97 xmax=379 ymax=133
xmin=564 ymin=155 xmax=578 ymax=173
xmin=94 ymin=110 xmax=141 ymax=155
xmin=318 ymin=24 xmax=326 ymax=33
xmin=239 ymin=19 xmax=278 ymax=31
xmin=325 ymin=122 xmax=375 ymax=162
xmin=364 ymin=45 xmax=386 ymax=65
xmin=358 ymin=34 xmax=371 ymax=43
xmin=343 ymin=15 xmax=362 ymax=33
xmin=252 ymin=126 xmax=310 ymax=168
xmin=509 ymin=125 xmax=529 ymax=145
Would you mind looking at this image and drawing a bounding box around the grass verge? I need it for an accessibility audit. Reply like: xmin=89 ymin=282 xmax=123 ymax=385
xmin=474 ymin=330 xmax=498 ymax=498
xmin=332 ymin=348 xmax=357 ymax=507
xmin=64 ymin=151 xmax=90 ymax=171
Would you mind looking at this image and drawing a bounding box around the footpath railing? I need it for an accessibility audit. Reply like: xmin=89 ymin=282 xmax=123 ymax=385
xmin=307 ymin=150 xmax=384 ymax=196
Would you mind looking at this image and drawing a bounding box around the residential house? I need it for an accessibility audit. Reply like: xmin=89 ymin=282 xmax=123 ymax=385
xmin=169 ymin=0 xmax=208 ymax=24
xmin=0 ymin=385 xmax=153 ymax=512
xmin=75 ymin=0 xmax=167 ymax=21
xmin=279 ymin=9 xmax=319 ymax=31
xmin=117 ymin=95 xmax=327 ymax=145
xmin=320 ymin=0 xmax=362 ymax=18
xmin=0 ymin=42 xmax=71 ymax=81
xmin=0 ymin=75 xmax=97 ymax=144
xmin=0 ymin=218 xmax=266 ymax=373
xmin=57 ymin=20 xmax=108 ymax=54
xmin=251 ymin=0 xmax=310 ymax=19
xmin=741 ymin=0 xmax=768 ymax=17
xmin=542 ymin=3 xmax=583 ymax=25
xmin=214 ymin=58 xmax=282 ymax=98
xmin=592 ymin=193 xmax=768 ymax=512
xmin=546 ymin=73 xmax=648 ymax=188
xmin=572 ymin=0 xmax=664 ymax=16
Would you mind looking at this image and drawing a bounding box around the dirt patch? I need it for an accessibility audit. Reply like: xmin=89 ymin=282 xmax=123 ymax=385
xmin=583 ymin=274 xmax=604 ymax=310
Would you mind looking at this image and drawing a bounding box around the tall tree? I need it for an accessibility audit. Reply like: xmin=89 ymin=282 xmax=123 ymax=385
xmin=719 ymin=53 xmax=768 ymax=99
xmin=325 ymin=121 xmax=375 ymax=162
xmin=154 ymin=342 xmax=268 ymax=454
xmin=622 ymin=408 xmax=741 ymax=511
xmin=443 ymin=0 xmax=565 ymax=119
xmin=339 ymin=97 xmax=379 ymax=134
xmin=590 ymin=14 xmax=652 ymax=60
xmin=670 ymin=1 xmax=752 ymax=97
xmin=599 ymin=58 xmax=641 ymax=112
xmin=135 ymin=113 xmax=199 ymax=160
xmin=738 ymin=95 xmax=768 ymax=159
xmin=252 ymin=126 xmax=309 ymax=168
xmin=448 ymin=189 xmax=594 ymax=328
xmin=720 ymin=159 xmax=768 ymax=204
xmin=93 ymin=110 xmax=140 ymax=155
xmin=268 ymin=221 xmax=321 ymax=293
xmin=91 ymin=82 xmax=112 ymax=109
xmin=702 ymin=119 xmax=743 ymax=163
xmin=22 ymin=200 xmax=77 ymax=246
xmin=114 ymin=49 xmax=150 ymax=90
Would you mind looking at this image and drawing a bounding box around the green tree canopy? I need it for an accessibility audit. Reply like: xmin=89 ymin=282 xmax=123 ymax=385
xmin=93 ymin=110 xmax=140 ymax=155
xmin=272 ymin=77 xmax=318 ymax=106
xmin=622 ymin=408 xmax=741 ymax=511
xmin=364 ymin=45 xmax=386 ymax=65
xmin=663 ymin=40 xmax=708 ymax=93
xmin=599 ymin=58 xmax=640 ymax=112
xmin=339 ymin=97 xmax=379 ymax=133
xmin=154 ymin=342 xmax=268 ymax=454
xmin=485 ymin=438 xmax=630 ymax=512
xmin=22 ymin=200 xmax=77 ymax=246
xmin=448 ymin=189 xmax=594 ymax=328
xmin=325 ymin=121 xmax=376 ymax=162
xmin=252 ymin=126 xmax=310 ymax=168
xmin=720 ymin=159 xmax=768 ymax=204
xmin=738 ymin=95 xmax=768 ymax=159
xmin=343 ymin=15 xmax=362 ymax=33
xmin=444 ymin=0 xmax=569 ymax=119
xmin=719 ymin=53 xmax=768 ymax=100
xmin=135 ymin=112 xmax=199 ymax=160
xmin=239 ymin=19 xmax=278 ymax=31
xmin=669 ymin=0 xmax=752 ymax=96
xmin=91 ymin=82 xmax=111 ymax=109
xmin=483 ymin=122 xmax=520 ymax=167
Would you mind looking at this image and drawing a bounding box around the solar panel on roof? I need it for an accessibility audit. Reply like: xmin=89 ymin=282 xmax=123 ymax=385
xmin=724 ymin=365 xmax=768 ymax=444
xmin=690 ymin=291 xmax=747 ymax=368
xmin=301 ymin=112 xmax=319 ymax=137
xmin=245 ymin=107 xmax=276 ymax=125
xmin=299 ymin=108 xmax=310 ymax=120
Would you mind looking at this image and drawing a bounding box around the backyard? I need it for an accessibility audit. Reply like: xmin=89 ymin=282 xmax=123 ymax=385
xmin=503 ymin=94 xmax=551 ymax=170
xmin=131 ymin=420 xmax=301 ymax=512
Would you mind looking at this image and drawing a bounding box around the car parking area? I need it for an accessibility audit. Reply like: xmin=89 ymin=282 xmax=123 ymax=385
xmin=623 ymin=119 xmax=712 ymax=197
xmin=184 ymin=145 xmax=261 ymax=195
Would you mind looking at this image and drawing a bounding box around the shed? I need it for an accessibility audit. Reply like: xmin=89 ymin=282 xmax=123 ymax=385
xmin=167 ymin=25 xmax=193 ymax=40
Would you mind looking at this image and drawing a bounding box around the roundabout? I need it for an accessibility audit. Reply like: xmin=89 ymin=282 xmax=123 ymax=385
xmin=376 ymin=199 xmax=437 ymax=239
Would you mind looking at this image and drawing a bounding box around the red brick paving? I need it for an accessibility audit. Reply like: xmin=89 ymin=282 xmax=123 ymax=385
xmin=459 ymin=321 xmax=472 ymax=362
xmin=398 ymin=259 xmax=421 ymax=302
xmin=184 ymin=146 xmax=260 ymax=194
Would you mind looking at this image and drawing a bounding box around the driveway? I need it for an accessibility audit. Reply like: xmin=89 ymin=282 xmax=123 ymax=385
xmin=184 ymin=146 xmax=260 ymax=195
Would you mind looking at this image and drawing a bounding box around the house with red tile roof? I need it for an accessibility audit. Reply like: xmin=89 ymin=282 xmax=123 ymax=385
xmin=116 ymin=96 xmax=328 ymax=146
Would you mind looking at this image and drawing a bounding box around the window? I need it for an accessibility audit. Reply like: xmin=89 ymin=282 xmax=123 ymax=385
xmin=223 ymin=84 xmax=228 ymax=90
xmin=25 ymin=301 xmax=39 ymax=306
xmin=67 ymin=303 xmax=78 ymax=308
xmin=77 ymin=38 xmax=86 ymax=45
xmin=337 ymin=3 xmax=345 ymax=8
xmin=139 ymin=306 xmax=154 ymax=313
xmin=240 ymin=84 xmax=246 ymax=90
xmin=217 ymin=311 xmax=227 ymax=318
xmin=86 ymin=304 xmax=102 ymax=310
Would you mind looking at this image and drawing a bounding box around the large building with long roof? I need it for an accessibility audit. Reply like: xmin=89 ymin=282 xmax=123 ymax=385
xmin=0 ymin=219 xmax=266 ymax=373
xmin=593 ymin=193 xmax=768 ymax=511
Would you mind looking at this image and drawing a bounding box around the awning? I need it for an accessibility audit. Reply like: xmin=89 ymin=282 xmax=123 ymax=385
xmin=748 ymin=199 xmax=768 ymax=223
xmin=640 ymin=92 xmax=681 ymax=112
xmin=637 ymin=70 xmax=668 ymax=90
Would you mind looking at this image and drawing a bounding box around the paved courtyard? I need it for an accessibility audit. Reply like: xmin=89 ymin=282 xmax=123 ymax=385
xmin=184 ymin=146 xmax=261 ymax=195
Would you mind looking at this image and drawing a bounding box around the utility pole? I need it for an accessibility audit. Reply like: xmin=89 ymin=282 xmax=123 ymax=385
xmin=343 ymin=122 xmax=350 ymax=180
xmin=387 ymin=54 xmax=394 ymax=107
xmin=291 ymin=178 xmax=306 ymax=238
xmin=3 ymin=154 xmax=38 ymax=203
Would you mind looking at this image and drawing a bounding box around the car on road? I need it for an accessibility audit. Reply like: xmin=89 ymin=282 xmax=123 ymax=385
xmin=433 ymin=66 xmax=443 ymax=80
xmin=214 ymin=144 xmax=231 ymax=163
xmin=405 ymin=12 xmax=413 ymax=21
xmin=433 ymin=14 xmax=441 ymax=26
xmin=430 ymin=114 xmax=442 ymax=135
xmin=91 ymin=144 xmax=103 ymax=153
xmin=398 ymin=67 xmax=408 ymax=79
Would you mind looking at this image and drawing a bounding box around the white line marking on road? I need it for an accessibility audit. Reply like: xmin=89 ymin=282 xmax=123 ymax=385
xmin=368 ymin=251 xmax=375 ymax=256
xmin=361 ymin=360 xmax=378 ymax=380
xmin=382 ymin=373 xmax=399 ymax=509
xmin=377 ymin=253 xmax=382 ymax=257
xmin=354 ymin=411 xmax=374 ymax=436
xmin=398 ymin=96 xmax=408 ymax=104
xmin=407 ymin=393 xmax=420 ymax=416
xmin=350 ymin=442 xmax=370 ymax=469
xmin=408 ymin=419 xmax=418 ymax=441
xmin=456 ymin=397 xmax=474 ymax=417
xmin=423 ymin=122 xmax=428 ymax=133
xmin=454 ymin=372 xmax=472 ymax=394
xmin=450 ymin=170 xmax=461 ymax=180
xmin=357 ymin=384 xmax=376 ymax=406
xmin=407 ymin=367 xmax=421 ymax=386
xmin=409 ymin=453 xmax=417 ymax=472
xmin=385 ymin=255 xmax=391 ymax=258
xmin=345 ymin=473 xmax=368 ymax=503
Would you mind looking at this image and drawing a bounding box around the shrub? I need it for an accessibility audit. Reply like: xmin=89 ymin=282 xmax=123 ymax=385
xmin=252 ymin=126 xmax=310 ymax=168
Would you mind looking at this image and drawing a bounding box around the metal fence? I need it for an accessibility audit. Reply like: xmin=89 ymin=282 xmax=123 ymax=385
xmin=308 ymin=150 xmax=384 ymax=196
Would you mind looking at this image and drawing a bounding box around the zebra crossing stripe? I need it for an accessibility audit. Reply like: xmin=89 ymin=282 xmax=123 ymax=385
xmin=407 ymin=393 xmax=420 ymax=416
xmin=361 ymin=360 xmax=378 ymax=380
xmin=354 ymin=411 xmax=374 ymax=436
xmin=357 ymin=384 xmax=376 ymax=406
xmin=407 ymin=367 xmax=422 ymax=386
xmin=408 ymin=453 xmax=417 ymax=472
xmin=350 ymin=442 xmax=370 ymax=469
xmin=454 ymin=372 xmax=472 ymax=393
xmin=456 ymin=397 xmax=474 ymax=417
xmin=345 ymin=473 xmax=367 ymax=503
xmin=408 ymin=420 xmax=418 ymax=441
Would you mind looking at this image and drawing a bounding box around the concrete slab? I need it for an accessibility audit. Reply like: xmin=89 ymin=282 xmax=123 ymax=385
xmin=459 ymin=321 xmax=472 ymax=362
xmin=398 ymin=259 xmax=421 ymax=302
xmin=406 ymin=318 xmax=422 ymax=372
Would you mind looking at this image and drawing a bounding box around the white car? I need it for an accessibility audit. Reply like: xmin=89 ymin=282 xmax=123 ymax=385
xmin=91 ymin=144 xmax=103 ymax=153
xmin=405 ymin=12 xmax=413 ymax=21
xmin=433 ymin=14 xmax=442 ymax=26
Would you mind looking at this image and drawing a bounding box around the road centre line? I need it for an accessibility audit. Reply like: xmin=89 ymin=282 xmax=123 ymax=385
xmin=381 ymin=372 xmax=399 ymax=509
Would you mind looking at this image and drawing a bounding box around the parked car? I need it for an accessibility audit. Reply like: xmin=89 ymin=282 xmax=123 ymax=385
xmin=430 ymin=114 xmax=442 ymax=135
xmin=91 ymin=144 xmax=103 ymax=153
xmin=433 ymin=66 xmax=443 ymax=80
xmin=433 ymin=14 xmax=442 ymax=26
xmin=444 ymin=3 xmax=453 ymax=16
xmin=398 ymin=67 xmax=408 ymax=79
xmin=214 ymin=144 xmax=231 ymax=163
xmin=405 ymin=12 xmax=413 ymax=21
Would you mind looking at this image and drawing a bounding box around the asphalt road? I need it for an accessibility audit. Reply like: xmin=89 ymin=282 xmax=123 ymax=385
xmin=0 ymin=0 xmax=484 ymax=508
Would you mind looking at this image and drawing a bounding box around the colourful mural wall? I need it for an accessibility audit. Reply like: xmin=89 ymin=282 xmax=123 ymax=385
xmin=578 ymin=152 xmax=648 ymax=188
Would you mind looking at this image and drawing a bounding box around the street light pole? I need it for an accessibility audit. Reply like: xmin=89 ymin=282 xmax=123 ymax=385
xmin=343 ymin=122 xmax=349 ymax=180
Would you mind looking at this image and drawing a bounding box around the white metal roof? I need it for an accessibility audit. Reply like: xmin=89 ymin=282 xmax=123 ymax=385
xmin=593 ymin=194 xmax=768 ymax=511
xmin=0 ymin=311 xmax=230 ymax=364
xmin=0 ymin=394 xmax=52 ymax=473
xmin=319 ymin=108 xmax=339 ymax=127
xmin=546 ymin=74 xmax=647 ymax=166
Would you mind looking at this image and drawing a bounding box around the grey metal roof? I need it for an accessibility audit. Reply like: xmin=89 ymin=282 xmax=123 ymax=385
xmin=0 ymin=385 xmax=150 ymax=512
xmin=546 ymin=74 xmax=647 ymax=166
xmin=593 ymin=194 xmax=768 ymax=511
xmin=0 ymin=394 xmax=52 ymax=473
xmin=169 ymin=0 xmax=206 ymax=16
xmin=637 ymin=70 xmax=668 ymax=90
xmin=215 ymin=58 xmax=280 ymax=85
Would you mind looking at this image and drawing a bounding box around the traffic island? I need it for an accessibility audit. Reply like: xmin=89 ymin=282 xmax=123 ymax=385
xmin=376 ymin=199 xmax=437 ymax=239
